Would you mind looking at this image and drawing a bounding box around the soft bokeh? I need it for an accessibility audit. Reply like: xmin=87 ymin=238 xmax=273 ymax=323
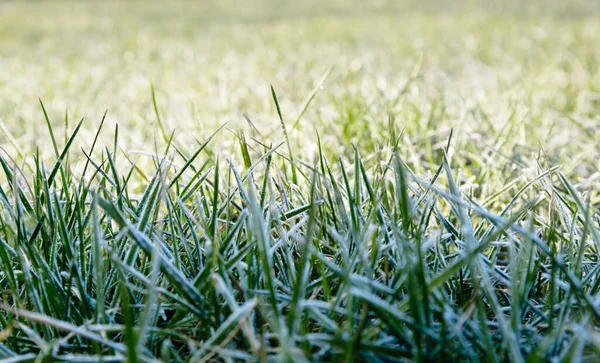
xmin=1 ymin=0 xmax=599 ymax=196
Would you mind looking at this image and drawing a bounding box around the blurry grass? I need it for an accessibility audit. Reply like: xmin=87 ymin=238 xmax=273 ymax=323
xmin=1 ymin=0 xmax=600 ymax=178
xmin=0 ymin=0 xmax=600 ymax=361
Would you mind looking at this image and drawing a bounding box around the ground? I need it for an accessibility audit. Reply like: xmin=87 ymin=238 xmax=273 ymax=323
xmin=0 ymin=1 xmax=599 ymax=362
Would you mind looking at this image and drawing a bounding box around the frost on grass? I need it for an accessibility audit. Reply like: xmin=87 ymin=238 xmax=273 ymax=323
xmin=1 ymin=0 xmax=600 ymax=362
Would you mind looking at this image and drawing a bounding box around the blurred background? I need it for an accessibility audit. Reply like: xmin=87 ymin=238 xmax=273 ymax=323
xmin=1 ymin=0 xmax=599 ymax=191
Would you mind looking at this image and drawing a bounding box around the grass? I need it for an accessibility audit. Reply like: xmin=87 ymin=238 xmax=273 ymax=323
xmin=1 ymin=0 xmax=600 ymax=361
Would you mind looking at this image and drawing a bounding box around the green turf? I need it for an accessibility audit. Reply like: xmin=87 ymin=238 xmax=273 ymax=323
xmin=1 ymin=1 xmax=600 ymax=361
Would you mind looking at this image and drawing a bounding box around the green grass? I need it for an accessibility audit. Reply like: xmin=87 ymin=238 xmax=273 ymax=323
xmin=1 ymin=0 xmax=600 ymax=361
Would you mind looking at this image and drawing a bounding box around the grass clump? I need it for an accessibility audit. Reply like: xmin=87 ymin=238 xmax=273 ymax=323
xmin=0 ymin=100 xmax=599 ymax=362
xmin=1 ymin=0 xmax=600 ymax=361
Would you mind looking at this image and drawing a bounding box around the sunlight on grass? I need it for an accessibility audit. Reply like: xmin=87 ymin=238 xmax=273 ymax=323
xmin=0 ymin=0 xmax=600 ymax=361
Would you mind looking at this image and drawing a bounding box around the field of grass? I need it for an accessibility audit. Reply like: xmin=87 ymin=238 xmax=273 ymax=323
xmin=1 ymin=0 xmax=600 ymax=361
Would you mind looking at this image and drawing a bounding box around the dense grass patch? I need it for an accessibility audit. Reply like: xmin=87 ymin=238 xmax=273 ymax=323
xmin=1 ymin=0 xmax=600 ymax=361
xmin=0 ymin=100 xmax=599 ymax=361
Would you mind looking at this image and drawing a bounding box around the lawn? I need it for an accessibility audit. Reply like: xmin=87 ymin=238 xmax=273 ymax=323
xmin=1 ymin=0 xmax=600 ymax=361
